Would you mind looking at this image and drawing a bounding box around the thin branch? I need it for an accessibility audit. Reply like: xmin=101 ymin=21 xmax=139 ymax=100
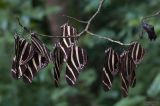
xmin=85 ymin=0 xmax=104 ymax=31
xmin=16 ymin=17 xmax=31 ymax=33
xmin=16 ymin=0 xmax=132 ymax=46
xmin=76 ymin=0 xmax=131 ymax=46
xmin=86 ymin=31 xmax=131 ymax=46
xmin=17 ymin=17 xmax=79 ymax=38
xmin=63 ymin=15 xmax=88 ymax=24
xmin=36 ymin=33 xmax=79 ymax=38
xmin=141 ymin=10 xmax=160 ymax=22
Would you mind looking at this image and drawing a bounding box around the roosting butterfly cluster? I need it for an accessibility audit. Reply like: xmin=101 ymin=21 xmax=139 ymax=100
xmin=11 ymin=0 xmax=159 ymax=97
xmin=11 ymin=23 xmax=88 ymax=86
xmin=102 ymin=42 xmax=145 ymax=97
xmin=11 ymin=22 xmax=148 ymax=97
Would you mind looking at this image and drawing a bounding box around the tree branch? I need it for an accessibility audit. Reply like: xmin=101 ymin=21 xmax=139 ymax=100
xmin=62 ymin=15 xmax=88 ymax=24
xmin=141 ymin=10 xmax=160 ymax=22
xmin=85 ymin=0 xmax=104 ymax=31
xmin=17 ymin=0 xmax=132 ymax=46
xmin=86 ymin=31 xmax=131 ymax=46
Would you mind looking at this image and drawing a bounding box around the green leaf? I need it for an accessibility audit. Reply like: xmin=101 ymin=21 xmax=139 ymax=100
xmin=114 ymin=96 xmax=146 ymax=106
xmin=147 ymin=73 xmax=160 ymax=98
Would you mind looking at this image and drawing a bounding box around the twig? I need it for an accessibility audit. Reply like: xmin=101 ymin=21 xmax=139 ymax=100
xmin=86 ymin=31 xmax=131 ymax=46
xmin=17 ymin=17 xmax=79 ymax=38
xmin=85 ymin=0 xmax=104 ymax=31
xmin=36 ymin=33 xmax=79 ymax=38
xmin=76 ymin=0 xmax=131 ymax=46
xmin=16 ymin=17 xmax=31 ymax=33
xmin=63 ymin=15 xmax=88 ymax=24
xmin=141 ymin=10 xmax=160 ymax=22
xmin=16 ymin=0 xmax=132 ymax=46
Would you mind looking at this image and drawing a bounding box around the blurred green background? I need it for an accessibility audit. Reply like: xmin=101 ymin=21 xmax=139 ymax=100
xmin=0 ymin=0 xmax=160 ymax=106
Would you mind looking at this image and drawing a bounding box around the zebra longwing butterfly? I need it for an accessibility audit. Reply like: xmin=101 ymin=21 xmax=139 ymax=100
xmin=11 ymin=34 xmax=34 ymax=79
xmin=102 ymin=48 xmax=119 ymax=91
xmin=128 ymin=42 xmax=145 ymax=64
xmin=31 ymin=33 xmax=51 ymax=63
xmin=58 ymin=23 xmax=78 ymax=62
xmin=51 ymin=44 xmax=65 ymax=87
xmin=120 ymin=51 xmax=136 ymax=97
xmin=66 ymin=45 xmax=87 ymax=85
xmin=22 ymin=52 xmax=48 ymax=83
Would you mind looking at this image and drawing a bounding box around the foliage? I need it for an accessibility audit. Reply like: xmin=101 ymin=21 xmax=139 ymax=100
xmin=0 ymin=0 xmax=160 ymax=106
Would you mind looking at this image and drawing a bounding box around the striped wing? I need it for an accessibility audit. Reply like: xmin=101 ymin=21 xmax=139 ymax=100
xmin=18 ymin=39 xmax=34 ymax=65
xmin=128 ymin=42 xmax=145 ymax=64
xmin=102 ymin=48 xmax=119 ymax=91
xmin=11 ymin=56 xmax=27 ymax=79
xmin=58 ymin=23 xmax=77 ymax=62
xmin=52 ymin=44 xmax=65 ymax=87
xmin=65 ymin=45 xmax=87 ymax=86
xmin=22 ymin=52 xmax=48 ymax=83
xmin=120 ymin=51 xmax=136 ymax=97
xmin=120 ymin=52 xmax=129 ymax=97
xmin=14 ymin=35 xmax=33 ymax=65
xmin=11 ymin=34 xmax=33 ymax=79
xmin=31 ymin=33 xmax=51 ymax=62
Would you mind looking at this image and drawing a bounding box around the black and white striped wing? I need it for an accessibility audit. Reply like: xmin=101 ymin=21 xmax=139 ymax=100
xmin=31 ymin=33 xmax=51 ymax=62
xmin=120 ymin=52 xmax=129 ymax=97
xmin=22 ymin=52 xmax=48 ymax=83
xmin=65 ymin=45 xmax=88 ymax=86
xmin=18 ymin=39 xmax=34 ymax=65
xmin=11 ymin=34 xmax=33 ymax=79
xmin=128 ymin=42 xmax=145 ymax=64
xmin=11 ymin=56 xmax=27 ymax=79
xmin=58 ymin=23 xmax=77 ymax=61
xmin=129 ymin=67 xmax=136 ymax=88
xmin=52 ymin=44 xmax=65 ymax=87
xmin=120 ymin=51 xmax=136 ymax=97
xmin=102 ymin=48 xmax=119 ymax=91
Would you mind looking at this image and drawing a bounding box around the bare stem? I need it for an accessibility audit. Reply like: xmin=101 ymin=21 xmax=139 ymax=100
xmin=85 ymin=0 xmax=104 ymax=31
xmin=63 ymin=15 xmax=88 ymax=24
xmin=16 ymin=0 xmax=132 ymax=46
xmin=86 ymin=31 xmax=131 ymax=46
xmin=141 ymin=10 xmax=160 ymax=22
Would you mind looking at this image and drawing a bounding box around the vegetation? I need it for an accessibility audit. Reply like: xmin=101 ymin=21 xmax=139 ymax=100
xmin=0 ymin=0 xmax=160 ymax=106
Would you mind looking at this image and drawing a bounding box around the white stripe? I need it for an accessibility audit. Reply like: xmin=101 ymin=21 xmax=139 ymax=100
xmin=76 ymin=47 xmax=81 ymax=68
xmin=66 ymin=63 xmax=76 ymax=82
xmin=23 ymin=74 xmax=32 ymax=83
xmin=70 ymin=46 xmax=79 ymax=72
xmin=18 ymin=66 xmax=23 ymax=78
xmin=32 ymin=58 xmax=38 ymax=70
xmin=102 ymin=80 xmax=111 ymax=90
xmin=27 ymin=65 xmax=34 ymax=79
xmin=103 ymin=68 xmax=112 ymax=86
xmin=20 ymin=42 xmax=28 ymax=63
xmin=121 ymin=73 xmax=128 ymax=90
xmin=11 ymin=69 xmax=16 ymax=73
xmin=65 ymin=75 xmax=75 ymax=85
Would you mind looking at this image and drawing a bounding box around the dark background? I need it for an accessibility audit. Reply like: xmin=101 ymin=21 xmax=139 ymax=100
xmin=0 ymin=0 xmax=160 ymax=106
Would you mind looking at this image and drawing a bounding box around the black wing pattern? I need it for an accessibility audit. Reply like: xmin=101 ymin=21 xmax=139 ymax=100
xmin=11 ymin=33 xmax=49 ymax=83
xmin=52 ymin=44 xmax=65 ymax=87
xmin=11 ymin=34 xmax=33 ymax=79
xmin=120 ymin=51 xmax=136 ymax=97
xmin=31 ymin=33 xmax=51 ymax=63
xmin=65 ymin=45 xmax=87 ymax=85
xmin=22 ymin=52 xmax=48 ymax=83
xmin=102 ymin=48 xmax=119 ymax=91
xmin=128 ymin=42 xmax=145 ymax=64
xmin=58 ymin=23 xmax=77 ymax=62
